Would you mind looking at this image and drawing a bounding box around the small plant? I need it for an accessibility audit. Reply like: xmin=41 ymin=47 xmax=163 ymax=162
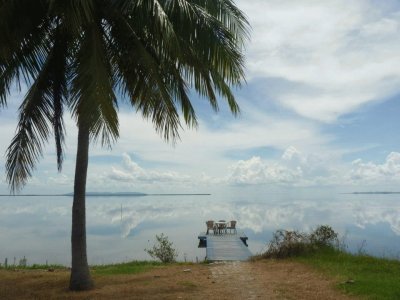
xmin=357 ymin=239 xmax=367 ymax=255
xmin=145 ymin=233 xmax=178 ymax=263
xmin=19 ymin=256 xmax=27 ymax=267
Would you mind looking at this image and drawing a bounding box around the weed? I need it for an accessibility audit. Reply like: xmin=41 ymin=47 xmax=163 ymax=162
xmin=145 ymin=233 xmax=178 ymax=263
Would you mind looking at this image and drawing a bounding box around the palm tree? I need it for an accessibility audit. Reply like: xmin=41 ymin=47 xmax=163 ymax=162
xmin=0 ymin=0 xmax=249 ymax=291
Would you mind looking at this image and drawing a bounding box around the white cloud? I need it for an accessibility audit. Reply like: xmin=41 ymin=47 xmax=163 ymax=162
xmin=227 ymin=157 xmax=269 ymax=185
xmin=350 ymin=152 xmax=400 ymax=183
xmin=227 ymin=155 xmax=304 ymax=186
xmin=239 ymin=0 xmax=400 ymax=122
xmin=361 ymin=17 xmax=399 ymax=36
xmin=108 ymin=153 xmax=191 ymax=184
xmin=109 ymin=167 xmax=135 ymax=182
xmin=226 ymin=149 xmax=400 ymax=188
xmin=122 ymin=153 xmax=143 ymax=173
xmin=92 ymin=148 xmax=400 ymax=191
xmin=98 ymin=109 xmax=333 ymax=182
xmin=226 ymin=146 xmax=342 ymax=186
xmin=104 ymin=148 xmax=341 ymax=189
xmin=282 ymin=146 xmax=304 ymax=163
xmin=47 ymin=174 xmax=72 ymax=186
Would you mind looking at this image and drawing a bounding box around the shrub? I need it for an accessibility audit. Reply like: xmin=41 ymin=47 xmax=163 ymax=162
xmin=263 ymin=225 xmax=338 ymax=259
xmin=145 ymin=233 xmax=178 ymax=263
xmin=263 ymin=229 xmax=311 ymax=258
xmin=310 ymin=225 xmax=338 ymax=246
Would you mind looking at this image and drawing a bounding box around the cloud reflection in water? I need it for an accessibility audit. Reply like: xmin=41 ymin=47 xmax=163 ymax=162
xmin=1 ymin=193 xmax=399 ymax=265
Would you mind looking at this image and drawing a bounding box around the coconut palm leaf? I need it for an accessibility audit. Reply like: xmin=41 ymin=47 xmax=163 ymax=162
xmin=70 ymin=20 xmax=119 ymax=148
xmin=0 ymin=0 xmax=48 ymax=63
xmin=6 ymin=27 xmax=69 ymax=192
xmin=0 ymin=20 xmax=50 ymax=107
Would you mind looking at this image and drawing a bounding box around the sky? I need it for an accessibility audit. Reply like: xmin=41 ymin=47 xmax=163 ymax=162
xmin=1 ymin=0 xmax=400 ymax=195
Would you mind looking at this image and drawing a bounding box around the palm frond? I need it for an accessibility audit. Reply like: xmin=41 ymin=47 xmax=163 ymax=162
xmin=5 ymin=24 xmax=69 ymax=192
xmin=70 ymin=20 xmax=119 ymax=148
xmin=169 ymin=0 xmax=246 ymax=110
xmin=48 ymin=0 xmax=95 ymax=36
xmin=192 ymin=0 xmax=250 ymax=44
xmin=50 ymin=28 xmax=69 ymax=171
xmin=210 ymin=69 xmax=240 ymax=115
xmin=0 ymin=0 xmax=48 ymax=63
xmin=108 ymin=0 xmax=249 ymax=139
xmin=0 ymin=19 xmax=50 ymax=108
xmin=6 ymin=66 xmax=54 ymax=193
xmin=106 ymin=9 xmax=184 ymax=142
xmin=168 ymin=66 xmax=198 ymax=128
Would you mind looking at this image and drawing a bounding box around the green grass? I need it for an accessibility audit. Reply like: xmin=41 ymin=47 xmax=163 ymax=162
xmin=294 ymin=247 xmax=400 ymax=299
xmin=91 ymin=260 xmax=164 ymax=276
xmin=1 ymin=260 xmax=190 ymax=277
xmin=0 ymin=264 xmax=66 ymax=270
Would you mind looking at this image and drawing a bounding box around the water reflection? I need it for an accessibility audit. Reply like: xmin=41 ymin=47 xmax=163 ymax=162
xmin=0 ymin=193 xmax=399 ymax=266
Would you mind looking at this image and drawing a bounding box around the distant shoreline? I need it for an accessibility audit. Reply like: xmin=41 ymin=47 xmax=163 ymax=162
xmin=0 ymin=192 xmax=211 ymax=197
xmin=346 ymin=192 xmax=400 ymax=194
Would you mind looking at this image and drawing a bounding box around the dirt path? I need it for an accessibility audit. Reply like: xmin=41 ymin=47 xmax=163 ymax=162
xmin=0 ymin=260 xmax=357 ymax=299
xmin=208 ymin=261 xmax=265 ymax=299
xmin=204 ymin=260 xmax=354 ymax=300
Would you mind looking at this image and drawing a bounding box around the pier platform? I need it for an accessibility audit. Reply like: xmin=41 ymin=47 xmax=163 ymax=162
xmin=198 ymin=232 xmax=252 ymax=261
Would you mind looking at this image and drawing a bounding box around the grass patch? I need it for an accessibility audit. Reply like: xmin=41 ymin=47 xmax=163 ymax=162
xmin=0 ymin=264 xmax=66 ymax=270
xmin=91 ymin=260 xmax=163 ymax=276
xmin=294 ymin=246 xmax=400 ymax=299
xmin=1 ymin=260 xmax=192 ymax=277
xmin=259 ymin=226 xmax=400 ymax=299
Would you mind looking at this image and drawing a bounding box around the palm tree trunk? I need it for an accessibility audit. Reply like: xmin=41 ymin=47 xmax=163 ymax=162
xmin=69 ymin=122 xmax=94 ymax=291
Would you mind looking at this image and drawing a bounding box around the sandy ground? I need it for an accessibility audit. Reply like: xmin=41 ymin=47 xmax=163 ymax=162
xmin=0 ymin=260 xmax=357 ymax=299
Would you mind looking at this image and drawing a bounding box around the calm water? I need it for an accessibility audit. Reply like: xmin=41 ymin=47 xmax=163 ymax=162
xmin=1 ymin=192 xmax=400 ymax=266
